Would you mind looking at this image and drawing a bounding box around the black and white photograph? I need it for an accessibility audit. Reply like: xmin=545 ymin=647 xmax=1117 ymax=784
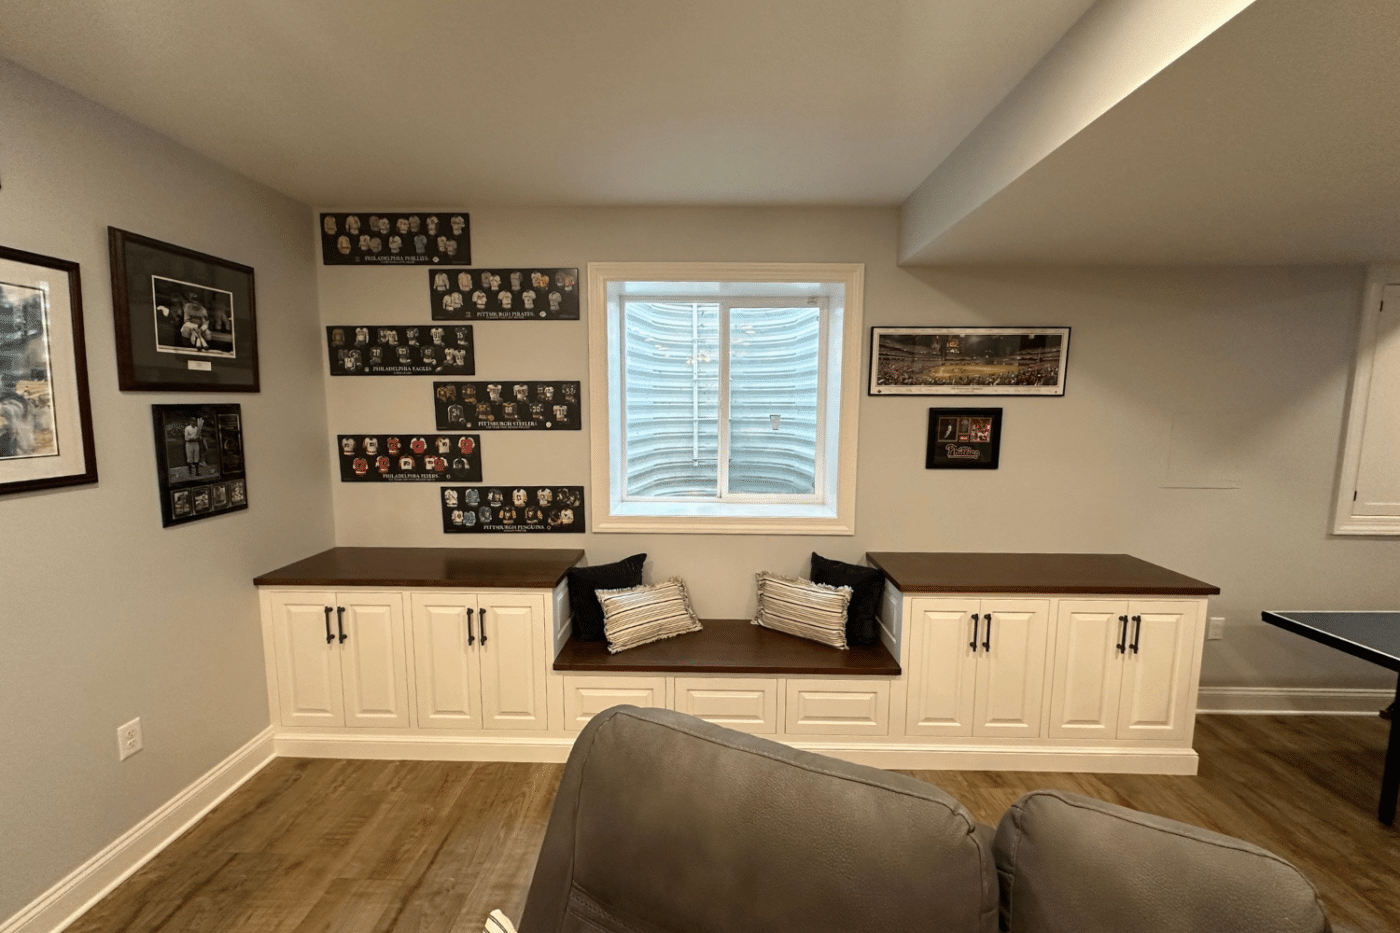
xmin=870 ymin=326 xmax=1069 ymax=396
xmin=152 ymin=276 xmax=235 ymax=357
xmin=926 ymin=407 xmax=1003 ymax=470
xmin=441 ymin=485 xmax=584 ymax=533
xmin=429 ymin=267 xmax=579 ymax=320
xmin=109 ymin=228 xmax=259 ymax=391
xmin=0 ymin=246 xmax=98 ymax=496
xmin=320 ymin=212 xmax=470 ymax=265
xmin=151 ymin=403 xmax=248 ymax=526
xmin=327 ymin=325 xmax=475 ymax=376
xmin=433 ymin=380 xmax=581 ymax=431
xmin=337 ymin=433 xmax=482 ymax=482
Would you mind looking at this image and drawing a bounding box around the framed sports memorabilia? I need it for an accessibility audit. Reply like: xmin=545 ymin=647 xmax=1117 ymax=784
xmin=320 ymin=212 xmax=469 ymax=265
xmin=442 ymin=485 xmax=584 ymax=533
xmin=0 ymin=245 xmax=98 ymax=496
xmin=327 ymin=325 xmax=475 ymax=376
xmin=151 ymin=403 xmax=248 ymax=526
xmin=430 ymin=267 xmax=579 ymax=320
xmin=337 ymin=434 xmax=481 ymax=482
xmin=926 ymin=408 xmax=1002 ymax=470
xmin=434 ymin=381 xmax=581 ymax=430
xmin=109 ymin=228 xmax=259 ymax=392
xmin=870 ymin=326 xmax=1069 ymax=396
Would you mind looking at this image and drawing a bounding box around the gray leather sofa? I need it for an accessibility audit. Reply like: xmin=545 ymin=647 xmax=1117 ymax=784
xmin=518 ymin=706 xmax=1343 ymax=933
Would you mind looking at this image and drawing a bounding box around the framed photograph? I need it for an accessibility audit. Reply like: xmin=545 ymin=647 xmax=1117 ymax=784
xmin=109 ymin=228 xmax=259 ymax=391
xmin=0 ymin=246 xmax=98 ymax=496
xmin=151 ymin=403 xmax=248 ymax=526
xmin=927 ymin=407 xmax=1002 ymax=469
xmin=870 ymin=326 xmax=1069 ymax=396
xmin=320 ymin=212 xmax=469 ymax=265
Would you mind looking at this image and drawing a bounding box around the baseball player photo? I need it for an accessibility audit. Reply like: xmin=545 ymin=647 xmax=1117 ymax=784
xmin=152 ymin=277 xmax=235 ymax=357
xmin=229 ymin=480 xmax=246 ymax=505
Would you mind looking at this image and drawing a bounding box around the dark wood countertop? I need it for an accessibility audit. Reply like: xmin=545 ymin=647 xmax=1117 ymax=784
xmin=554 ymin=620 xmax=901 ymax=676
xmin=254 ymin=547 xmax=584 ymax=589
xmin=864 ymin=552 xmax=1219 ymax=596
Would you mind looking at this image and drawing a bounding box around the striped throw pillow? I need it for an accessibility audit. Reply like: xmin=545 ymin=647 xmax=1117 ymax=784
xmin=597 ymin=577 xmax=704 ymax=654
xmin=752 ymin=572 xmax=851 ymax=649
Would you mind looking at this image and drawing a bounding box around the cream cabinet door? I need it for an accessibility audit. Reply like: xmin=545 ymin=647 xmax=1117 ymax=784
xmin=476 ymin=594 xmax=548 ymax=731
xmin=674 ymin=677 xmax=778 ymax=734
xmin=905 ymin=598 xmax=980 ymax=737
xmin=1048 ymin=600 xmax=1128 ymax=739
xmin=1117 ymin=601 xmax=1200 ymax=742
xmin=562 ymin=675 xmax=669 ymax=731
xmin=268 ymin=591 xmax=344 ymax=727
xmin=337 ymin=593 xmax=410 ymax=729
xmin=785 ymin=679 xmax=890 ymax=736
xmin=409 ymin=593 xmax=480 ymax=729
xmin=972 ymin=599 xmax=1049 ymax=738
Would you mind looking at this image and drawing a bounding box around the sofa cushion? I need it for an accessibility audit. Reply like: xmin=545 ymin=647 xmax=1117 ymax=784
xmin=566 ymin=553 xmax=646 ymax=641
xmin=810 ymin=552 xmax=884 ymax=646
xmin=598 ymin=577 xmax=703 ymax=654
xmin=993 ymin=790 xmax=1331 ymax=933
xmin=752 ymin=572 xmax=851 ymax=649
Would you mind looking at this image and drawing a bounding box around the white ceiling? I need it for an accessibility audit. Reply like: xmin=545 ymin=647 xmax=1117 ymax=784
xmin=0 ymin=0 xmax=1097 ymax=207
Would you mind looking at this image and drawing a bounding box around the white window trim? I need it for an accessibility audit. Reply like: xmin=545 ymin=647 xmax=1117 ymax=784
xmin=1333 ymin=266 xmax=1400 ymax=535
xmin=588 ymin=262 xmax=863 ymax=535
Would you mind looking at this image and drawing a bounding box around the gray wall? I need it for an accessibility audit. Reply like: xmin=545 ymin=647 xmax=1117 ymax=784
xmin=322 ymin=206 xmax=1398 ymax=692
xmin=0 ymin=59 xmax=333 ymax=920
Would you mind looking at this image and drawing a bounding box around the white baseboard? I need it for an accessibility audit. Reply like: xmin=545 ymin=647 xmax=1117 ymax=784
xmin=793 ymin=742 xmax=1200 ymax=775
xmin=274 ymin=731 xmax=577 ymax=762
xmin=1197 ymin=686 xmax=1395 ymax=715
xmin=0 ymin=726 xmax=276 ymax=933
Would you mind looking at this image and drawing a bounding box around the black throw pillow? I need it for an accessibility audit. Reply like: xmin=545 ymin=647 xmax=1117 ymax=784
xmin=566 ymin=554 xmax=647 ymax=641
xmin=810 ymin=553 xmax=884 ymax=646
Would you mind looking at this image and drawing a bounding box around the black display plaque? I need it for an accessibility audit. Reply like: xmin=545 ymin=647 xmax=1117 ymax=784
xmin=327 ymin=325 xmax=474 ymax=376
xmin=320 ymin=212 xmax=469 ymax=265
xmin=926 ymin=407 xmax=1003 ymax=469
xmin=441 ymin=485 xmax=584 ymax=533
xmin=430 ymin=267 xmax=579 ymax=320
xmin=337 ymin=434 xmax=481 ymax=482
xmin=151 ymin=403 xmax=248 ymax=526
xmin=433 ymin=381 xmax=581 ymax=430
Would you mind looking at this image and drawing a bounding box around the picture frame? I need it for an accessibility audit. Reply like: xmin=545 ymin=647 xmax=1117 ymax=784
xmin=926 ymin=407 xmax=1002 ymax=469
xmin=870 ymin=326 xmax=1069 ymax=396
xmin=109 ymin=228 xmax=259 ymax=391
xmin=151 ymin=403 xmax=248 ymax=526
xmin=0 ymin=245 xmax=98 ymax=495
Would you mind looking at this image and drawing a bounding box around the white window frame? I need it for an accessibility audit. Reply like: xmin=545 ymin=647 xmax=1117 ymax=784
xmin=588 ymin=262 xmax=863 ymax=535
xmin=1333 ymin=267 xmax=1400 ymax=534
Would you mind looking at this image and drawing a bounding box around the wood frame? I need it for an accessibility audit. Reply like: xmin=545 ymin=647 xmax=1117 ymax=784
xmin=0 ymin=244 xmax=98 ymax=495
xmin=869 ymin=326 xmax=1070 ymax=396
xmin=109 ymin=227 xmax=259 ymax=392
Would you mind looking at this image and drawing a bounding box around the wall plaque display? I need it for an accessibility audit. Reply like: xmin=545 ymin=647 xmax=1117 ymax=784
xmin=327 ymin=325 xmax=474 ymax=376
xmin=0 ymin=245 xmax=98 ymax=496
xmin=320 ymin=212 xmax=469 ymax=265
xmin=109 ymin=228 xmax=259 ymax=391
xmin=926 ymin=407 xmax=1002 ymax=470
xmin=441 ymin=485 xmax=584 ymax=533
xmin=433 ymin=381 xmax=581 ymax=430
xmin=152 ymin=403 xmax=248 ymax=526
xmin=337 ymin=434 xmax=481 ymax=482
xmin=429 ymin=267 xmax=579 ymax=320
xmin=870 ymin=326 xmax=1070 ymax=396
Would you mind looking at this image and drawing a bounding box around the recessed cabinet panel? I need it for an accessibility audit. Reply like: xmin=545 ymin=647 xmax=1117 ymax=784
xmin=563 ymin=675 xmax=668 ymax=731
xmin=972 ymin=600 xmax=1048 ymax=738
xmin=905 ymin=599 xmax=980 ymax=737
xmin=1048 ymin=601 xmax=1125 ymax=739
xmin=339 ymin=596 xmax=410 ymax=728
xmin=785 ymin=679 xmax=890 ymax=735
xmin=410 ymin=596 xmax=478 ymax=729
xmin=477 ymin=595 xmax=548 ymax=731
xmin=674 ymin=677 xmax=777 ymax=734
xmin=269 ymin=593 xmax=344 ymax=727
xmin=1118 ymin=602 xmax=1198 ymax=742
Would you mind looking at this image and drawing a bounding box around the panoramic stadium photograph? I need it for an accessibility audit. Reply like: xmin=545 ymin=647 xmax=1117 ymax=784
xmin=869 ymin=326 xmax=1070 ymax=395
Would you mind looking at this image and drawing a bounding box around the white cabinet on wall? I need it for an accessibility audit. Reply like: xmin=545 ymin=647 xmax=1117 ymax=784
xmin=1335 ymin=279 xmax=1400 ymax=534
xmin=903 ymin=597 xmax=1049 ymax=738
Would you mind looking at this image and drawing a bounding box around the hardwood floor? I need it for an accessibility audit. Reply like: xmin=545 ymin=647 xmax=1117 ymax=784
xmin=64 ymin=715 xmax=1397 ymax=933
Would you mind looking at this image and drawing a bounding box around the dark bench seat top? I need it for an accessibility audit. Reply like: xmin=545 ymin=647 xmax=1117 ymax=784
xmin=254 ymin=546 xmax=585 ymax=589
xmin=553 ymin=619 xmax=901 ymax=676
xmin=865 ymin=552 xmax=1219 ymax=596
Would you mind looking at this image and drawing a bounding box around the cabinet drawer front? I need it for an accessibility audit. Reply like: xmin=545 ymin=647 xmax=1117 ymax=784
xmin=562 ymin=675 xmax=668 ymax=732
xmin=673 ymin=677 xmax=778 ymax=734
xmin=785 ymin=679 xmax=890 ymax=735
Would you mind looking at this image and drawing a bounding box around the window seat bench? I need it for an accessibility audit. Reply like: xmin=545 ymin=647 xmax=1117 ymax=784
xmin=552 ymin=619 xmax=901 ymax=676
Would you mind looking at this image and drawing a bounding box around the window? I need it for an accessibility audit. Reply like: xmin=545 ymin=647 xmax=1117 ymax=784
xmin=588 ymin=263 xmax=863 ymax=534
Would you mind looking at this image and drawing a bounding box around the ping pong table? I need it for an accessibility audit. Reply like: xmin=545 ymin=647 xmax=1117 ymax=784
xmin=1261 ymin=610 xmax=1400 ymax=824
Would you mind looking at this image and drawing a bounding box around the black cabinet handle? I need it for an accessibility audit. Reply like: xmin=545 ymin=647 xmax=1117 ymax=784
xmin=480 ymin=608 xmax=488 ymax=646
xmin=336 ymin=606 xmax=347 ymax=644
xmin=1117 ymin=615 xmax=1129 ymax=654
xmin=323 ymin=606 xmax=334 ymax=644
xmin=969 ymin=613 xmax=980 ymax=651
xmin=466 ymin=607 xmax=475 ymax=646
xmin=1130 ymin=615 xmax=1143 ymax=654
xmin=983 ymin=613 xmax=993 ymax=652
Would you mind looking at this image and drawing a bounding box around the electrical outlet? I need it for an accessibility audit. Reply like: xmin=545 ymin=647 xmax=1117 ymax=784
xmin=1207 ymin=617 xmax=1225 ymax=640
xmin=117 ymin=717 xmax=143 ymax=761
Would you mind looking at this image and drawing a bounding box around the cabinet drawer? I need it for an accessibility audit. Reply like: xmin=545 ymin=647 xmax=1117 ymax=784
xmin=562 ymin=675 xmax=668 ymax=732
xmin=784 ymin=679 xmax=891 ymax=736
xmin=673 ymin=677 xmax=778 ymax=734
